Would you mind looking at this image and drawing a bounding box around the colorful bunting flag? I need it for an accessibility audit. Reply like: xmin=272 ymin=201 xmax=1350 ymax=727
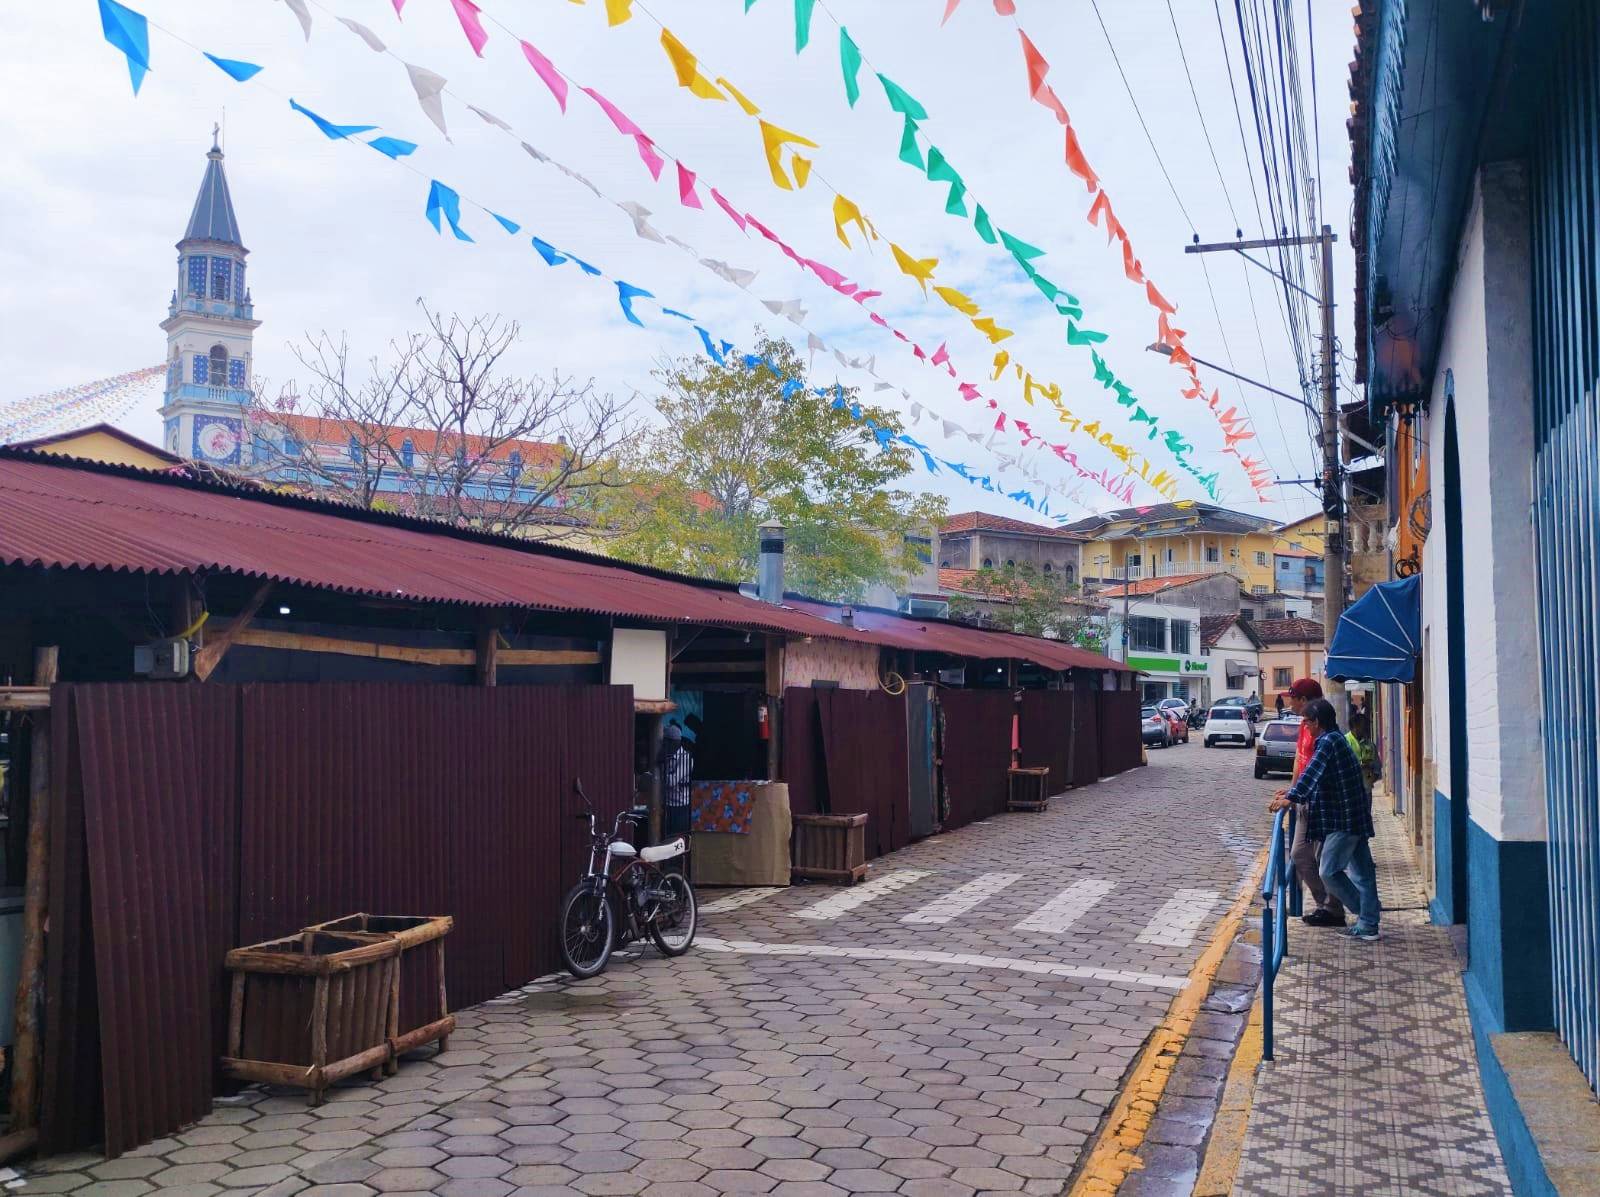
xmin=660 ymin=29 xmax=725 ymax=100
xmin=204 ymin=53 xmax=262 ymax=82
xmin=520 ymin=40 xmax=568 ymax=111
xmin=424 ymin=179 xmax=472 ymax=241
xmin=448 ymin=0 xmax=489 ymax=56
xmin=794 ymin=0 xmax=816 ymax=52
xmin=757 ymin=120 xmax=819 ymax=190
xmin=405 ymin=62 xmax=449 ymax=138
xmin=289 ymin=98 xmax=377 ymax=140
xmin=614 ymin=281 xmax=653 ymax=325
xmin=839 ymin=28 xmax=862 ymax=106
xmin=98 ymin=0 xmax=150 ymax=94
xmin=367 ymin=136 xmax=417 ymax=158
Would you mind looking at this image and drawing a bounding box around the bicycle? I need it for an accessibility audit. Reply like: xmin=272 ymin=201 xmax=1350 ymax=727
xmin=558 ymin=779 xmax=697 ymax=979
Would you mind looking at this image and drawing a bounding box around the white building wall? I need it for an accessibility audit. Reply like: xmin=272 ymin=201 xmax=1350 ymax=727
xmin=1204 ymin=625 xmax=1260 ymax=703
xmin=1422 ymin=163 xmax=1545 ymax=844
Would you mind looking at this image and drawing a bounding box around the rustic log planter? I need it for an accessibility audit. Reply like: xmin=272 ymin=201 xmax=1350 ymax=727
xmin=304 ymin=914 xmax=455 ymax=1071
xmin=1007 ymin=766 xmax=1052 ymax=812
xmin=791 ymin=813 xmax=869 ymax=884
xmin=223 ymin=930 xmax=399 ymax=1106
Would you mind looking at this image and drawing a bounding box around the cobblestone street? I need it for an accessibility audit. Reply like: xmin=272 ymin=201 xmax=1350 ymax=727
xmin=18 ymin=740 xmax=1275 ymax=1197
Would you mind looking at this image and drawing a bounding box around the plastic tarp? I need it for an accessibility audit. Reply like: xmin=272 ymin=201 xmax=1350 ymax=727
xmin=1325 ymin=575 xmax=1421 ymax=682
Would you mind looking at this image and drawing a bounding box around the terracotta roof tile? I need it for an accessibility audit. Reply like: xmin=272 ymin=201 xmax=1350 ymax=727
xmin=1253 ymin=616 xmax=1325 ymax=644
xmin=940 ymin=511 xmax=1086 ymax=540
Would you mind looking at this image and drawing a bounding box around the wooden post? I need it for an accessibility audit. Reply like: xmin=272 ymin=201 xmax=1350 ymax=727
xmin=192 ymin=582 xmax=271 ymax=681
xmin=9 ymin=646 xmax=58 ymax=1136
xmin=475 ymin=625 xmax=499 ymax=687
xmin=764 ymin=636 xmax=784 ymax=780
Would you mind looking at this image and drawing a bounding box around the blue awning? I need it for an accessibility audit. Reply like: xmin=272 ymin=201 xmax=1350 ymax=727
xmin=1325 ymin=576 xmax=1421 ymax=683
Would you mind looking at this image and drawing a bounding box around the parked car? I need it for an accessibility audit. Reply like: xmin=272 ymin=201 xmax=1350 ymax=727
xmin=1255 ymin=718 xmax=1302 ymax=778
xmin=1157 ymin=697 xmax=1189 ymax=721
xmin=1161 ymin=706 xmax=1190 ymax=743
xmin=1204 ymin=705 xmax=1256 ymax=748
xmin=1142 ymin=706 xmax=1174 ymax=748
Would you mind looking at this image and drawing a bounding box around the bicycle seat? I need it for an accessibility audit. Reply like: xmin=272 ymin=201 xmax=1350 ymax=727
xmin=639 ymin=838 xmax=686 ymax=863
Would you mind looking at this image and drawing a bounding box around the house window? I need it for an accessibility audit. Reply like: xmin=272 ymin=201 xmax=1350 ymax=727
xmin=1165 ymin=548 xmax=1175 ymax=564
xmin=906 ymin=534 xmax=932 ymax=565
xmin=1065 ymin=563 xmax=1076 ymax=584
xmin=191 ymin=354 xmax=208 ymax=384
xmin=1042 ymin=562 xmax=1052 ymax=573
xmin=1004 ymin=559 xmax=1015 ymax=569
xmin=234 ymin=263 xmax=246 ymax=302
xmin=1169 ymin=621 xmax=1191 ymax=655
xmin=227 ymin=359 xmax=245 ymax=388
xmin=1205 ymin=545 xmax=1220 ymax=563
xmin=186 ymin=255 xmax=207 ymax=295
xmin=982 ymin=557 xmax=993 ymax=568
xmin=208 ymin=344 xmax=228 ymax=386
xmin=401 ymin=438 xmax=415 ymax=469
xmin=1273 ymin=666 xmax=1292 ymax=689
xmin=210 ymin=257 xmax=232 ymax=300
xmin=1128 ymin=616 xmax=1166 ymax=652
xmin=1255 ymin=551 xmax=1268 ymax=566
xmin=348 ymin=435 xmax=362 ymax=463
xmin=1252 ymin=584 xmax=1269 ymax=595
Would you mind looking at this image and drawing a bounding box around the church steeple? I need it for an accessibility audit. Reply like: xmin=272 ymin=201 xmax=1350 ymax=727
xmin=158 ymin=129 xmax=261 ymax=466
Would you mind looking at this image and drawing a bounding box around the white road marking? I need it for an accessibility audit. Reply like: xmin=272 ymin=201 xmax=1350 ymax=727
xmin=699 ymin=887 xmax=785 ymax=915
xmin=1013 ymin=878 xmax=1116 ymax=934
xmin=901 ymin=872 xmax=1022 ymax=925
xmin=696 ymin=937 xmax=1185 ymax=990
xmin=1135 ymin=889 xmax=1222 ymax=946
xmin=792 ymin=870 xmax=930 ymax=920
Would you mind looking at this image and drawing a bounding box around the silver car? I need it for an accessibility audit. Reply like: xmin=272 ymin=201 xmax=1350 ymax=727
xmin=1255 ymin=717 xmax=1301 ymax=778
xmin=1204 ymin=705 xmax=1256 ymax=748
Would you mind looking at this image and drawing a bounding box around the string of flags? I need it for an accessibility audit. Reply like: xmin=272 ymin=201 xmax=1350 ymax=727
xmin=0 ymin=366 xmax=165 ymax=444
xmin=279 ymin=0 xmax=1157 ymax=506
xmin=409 ymin=0 xmax=1192 ymax=499
xmin=91 ymin=1 xmax=1095 ymax=517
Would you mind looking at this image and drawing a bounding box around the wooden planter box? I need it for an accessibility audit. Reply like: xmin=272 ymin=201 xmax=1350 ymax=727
xmin=791 ymin=813 xmax=869 ymax=884
xmin=1007 ymin=767 xmax=1051 ymax=812
xmin=304 ymin=914 xmax=456 ymax=1071
xmin=223 ymin=930 xmax=399 ymax=1106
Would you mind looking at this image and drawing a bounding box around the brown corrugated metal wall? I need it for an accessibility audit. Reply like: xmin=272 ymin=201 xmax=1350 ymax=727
xmin=1069 ymin=688 xmax=1101 ymax=787
xmin=1097 ymin=690 xmax=1143 ymax=777
xmin=816 ymin=690 xmax=910 ymax=859
xmin=41 ymin=683 xmax=632 ymax=1157
xmin=938 ymin=690 xmax=1014 ymax=832
xmin=780 ymin=688 xmax=825 ymax=817
xmin=1016 ymin=691 xmax=1074 ymax=796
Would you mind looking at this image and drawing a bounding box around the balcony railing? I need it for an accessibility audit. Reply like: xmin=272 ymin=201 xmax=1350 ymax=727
xmin=1094 ymin=560 xmax=1246 ymax=582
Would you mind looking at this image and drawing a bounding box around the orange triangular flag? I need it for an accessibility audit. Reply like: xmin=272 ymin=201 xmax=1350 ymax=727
xmin=1121 ymin=239 xmax=1144 ymax=284
xmin=1019 ymin=29 xmax=1049 ymax=98
xmin=1063 ymin=123 xmax=1098 ymax=191
xmin=1146 ymin=280 xmax=1176 ymax=313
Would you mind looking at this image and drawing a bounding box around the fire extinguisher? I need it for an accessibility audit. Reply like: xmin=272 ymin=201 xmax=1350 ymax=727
xmin=757 ymin=702 xmax=770 ymax=741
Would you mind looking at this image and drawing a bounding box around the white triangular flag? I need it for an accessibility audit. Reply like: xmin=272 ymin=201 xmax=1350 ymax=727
xmin=558 ymin=164 xmax=603 ymax=198
xmin=908 ymin=401 xmax=924 ymax=420
xmin=618 ymin=202 xmax=666 ymax=244
xmin=700 ymin=258 xmax=757 ymax=288
xmin=942 ymin=420 xmax=961 ymax=439
xmin=666 ymin=235 xmax=699 ymax=255
xmin=339 ymin=17 xmax=385 ymax=50
xmin=833 ymin=349 xmax=850 ymax=368
xmin=761 ymin=299 xmax=807 ymax=324
xmin=405 ymin=63 xmax=450 ymax=138
xmin=282 ymin=0 xmax=312 ymax=40
xmin=520 ymin=141 xmax=550 ymax=163
xmin=874 ymin=382 xmax=894 ymax=392
xmin=468 ymin=104 xmax=513 ymax=131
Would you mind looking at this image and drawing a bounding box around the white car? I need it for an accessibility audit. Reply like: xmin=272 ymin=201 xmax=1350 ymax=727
xmin=1204 ymin=705 xmax=1256 ymax=748
xmin=1156 ymin=697 xmax=1190 ymax=722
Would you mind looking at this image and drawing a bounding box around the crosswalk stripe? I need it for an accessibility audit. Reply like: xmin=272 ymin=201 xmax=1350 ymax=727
xmin=699 ymin=887 xmax=785 ymax=915
xmin=792 ymin=870 xmax=930 ymax=921
xmin=1013 ymin=878 xmax=1115 ymax=934
xmin=901 ymin=873 xmax=1022 ymax=925
xmin=1135 ymin=889 xmax=1221 ymax=946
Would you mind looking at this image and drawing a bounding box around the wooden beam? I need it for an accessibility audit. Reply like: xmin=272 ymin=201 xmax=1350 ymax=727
xmin=669 ymin=661 xmax=764 ymax=675
xmin=476 ymin=625 xmax=499 ymax=687
xmin=193 ymin=582 xmax=273 ymax=682
xmin=0 ymin=688 xmax=49 ymax=712
xmin=9 ymin=646 xmax=57 ymax=1135
xmin=212 ymin=623 xmax=601 ymax=669
xmin=633 ymin=699 xmax=678 ymax=714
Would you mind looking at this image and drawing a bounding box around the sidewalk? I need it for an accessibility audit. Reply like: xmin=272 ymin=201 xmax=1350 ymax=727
xmin=1222 ymin=808 xmax=1512 ymax=1196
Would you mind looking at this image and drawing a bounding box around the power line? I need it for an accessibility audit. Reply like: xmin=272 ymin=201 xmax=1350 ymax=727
xmin=1165 ymin=0 xmax=1240 ymax=230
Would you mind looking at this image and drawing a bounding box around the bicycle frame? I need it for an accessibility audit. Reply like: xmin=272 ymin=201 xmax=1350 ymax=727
xmin=575 ymin=801 xmax=671 ymax=943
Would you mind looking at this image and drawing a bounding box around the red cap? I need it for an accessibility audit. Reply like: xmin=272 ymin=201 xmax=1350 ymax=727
xmin=1286 ymin=678 xmax=1323 ymax=700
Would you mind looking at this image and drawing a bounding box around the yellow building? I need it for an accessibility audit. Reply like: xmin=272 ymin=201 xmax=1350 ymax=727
xmin=1060 ymin=502 xmax=1281 ymax=595
xmin=1273 ymin=511 xmax=1326 ymax=556
xmin=13 ymin=423 xmax=180 ymax=470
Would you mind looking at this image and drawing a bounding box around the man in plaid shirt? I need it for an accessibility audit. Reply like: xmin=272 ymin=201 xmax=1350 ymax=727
xmin=1270 ymin=698 xmax=1382 ymax=940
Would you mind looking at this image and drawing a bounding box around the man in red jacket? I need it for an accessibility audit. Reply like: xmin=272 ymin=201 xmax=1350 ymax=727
xmin=1273 ymin=678 xmax=1346 ymax=927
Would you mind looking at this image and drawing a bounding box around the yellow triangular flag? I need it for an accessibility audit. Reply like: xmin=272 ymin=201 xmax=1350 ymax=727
xmin=759 ymin=119 xmax=820 ymax=190
xmin=832 ymin=194 xmax=873 ymax=248
xmin=717 ymin=77 xmax=761 ymax=116
xmin=890 ymin=242 xmax=938 ymax=294
xmin=660 ymin=29 xmax=725 ymax=100
xmin=791 ymin=154 xmax=812 ymax=188
xmin=605 ymin=0 xmax=633 ymax=25
xmin=972 ymin=316 xmax=1013 ymax=343
xmin=935 ymin=285 xmax=980 ymax=316
xmin=990 ymin=350 xmax=1010 ymax=380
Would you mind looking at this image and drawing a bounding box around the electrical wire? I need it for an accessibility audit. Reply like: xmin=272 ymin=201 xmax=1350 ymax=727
xmin=1165 ymin=0 xmax=1240 ymax=230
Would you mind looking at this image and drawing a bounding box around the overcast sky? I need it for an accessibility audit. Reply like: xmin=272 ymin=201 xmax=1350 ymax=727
xmin=0 ymin=0 xmax=1356 ymax=523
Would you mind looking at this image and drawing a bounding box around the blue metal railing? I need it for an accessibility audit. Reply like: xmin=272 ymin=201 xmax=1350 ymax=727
xmin=1260 ymin=807 xmax=1300 ymax=1061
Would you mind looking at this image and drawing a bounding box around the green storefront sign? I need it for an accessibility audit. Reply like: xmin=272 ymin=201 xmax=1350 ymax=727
xmin=1127 ymin=655 xmax=1210 ymax=675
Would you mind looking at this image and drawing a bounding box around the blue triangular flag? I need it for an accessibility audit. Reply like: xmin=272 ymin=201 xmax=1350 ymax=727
xmin=742 ymin=354 xmax=765 ymax=372
xmin=204 ymin=53 xmax=262 ymax=82
xmin=291 ymin=98 xmax=377 ymax=140
xmin=367 ymin=136 xmax=417 ymax=158
xmin=531 ymin=237 xmax=567 ymax=267
xmin=491 ymin=213 xmax=521 ymax=235
xmin=694 ymin=327 xmax=727 ymax=364
xmin=780 ymin=379 xmax=804 ymax=401
xmin=570 ymin=255 xmax=602 ymax=277
xmin=661 ymin=308 xmax=695 ymax=321
xmin=98 ymin=0 xmax=150 ymax=94
xmin=424 ymin=180 xmax=473 ymax=242
xmin=615 ymin=281 xmax=653 ymax=327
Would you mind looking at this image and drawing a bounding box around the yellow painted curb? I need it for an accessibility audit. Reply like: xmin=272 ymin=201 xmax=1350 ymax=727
xmin=1065 ymin=843 xmax=1269 ymax=1197
xmin=1193 ymin=990 xmax=1265 ymax=1196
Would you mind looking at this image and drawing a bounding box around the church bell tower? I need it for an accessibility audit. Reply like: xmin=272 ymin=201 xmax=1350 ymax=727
xmin=159 ymin=128 xmax=260 ymax=466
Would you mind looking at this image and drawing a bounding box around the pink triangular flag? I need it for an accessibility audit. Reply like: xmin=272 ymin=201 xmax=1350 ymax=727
xmin=676 ymin=162 xmax=703 ymax=208
xmin=633 ymin=134 xmax=665 ymax=181
xmin=958 ymin=382 xmax=980 ymax=401
xmin=392 ymin=0 xmax=406 ymax=15
xmin=449 ymin=0 xmax=488 ymax=55
xmin=869 ymin=312 xmax=889 ymax=327
xmin=931 ymin=342 xmax=950 ymax=367
xmin=710 ymin=188 xmax=747 ymax=232
xmin=583 ymin=86 xmax=644 ymax=137
xmin=912 ymin=342 xmax=927 ymax=358
xmin=995 ymin=412 xmax=1007 ymax=431
xmin=941 ymin=0 xmax=962 ymax=23
xmin=994 ymin=0 xmax=1016 ymax=13
xmin=520 ymin=41 xmax=568 ymax=112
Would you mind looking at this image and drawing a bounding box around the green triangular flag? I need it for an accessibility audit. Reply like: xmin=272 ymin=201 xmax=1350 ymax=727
xmin=945 ymin=179 xmax=968 ymax=217
xmin=839 ymin=27 xmax=862 ymax=106
xmin=973 ymin=204 xmax=997 ymax=244
xmin=1113 ymin=382 xmax=1137 ymax=407
xmin=897 ymin=114 xmax=924 ymax=170
xmin=926 ymin=146 xmax=961 ymax=185
xmin=1090 ymin=350 xmax=1114 ymax=386
xmin=878 ymin=73 xmax=928 ymax=120
xmin=1066 ymin=322 xmax=1108 ymax=346
xmin=1132 ymin=407 xmax=1160 ymax=432
xmin=744 ymin=0 xmax=759 ymax=10
xmin=1001 ymin=230 xmax=1045 ymax=260
xmin=794 ymin=0 xmax=815 ymax=51
xmin=1028 ymin=272 xmax=1059 ymax=303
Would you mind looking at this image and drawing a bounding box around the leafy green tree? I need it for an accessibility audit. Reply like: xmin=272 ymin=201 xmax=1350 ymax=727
xmin=946 ymin=563 xmax=1106 ymax=649
xmin=594 ymin=335 xmax=945 ymax=602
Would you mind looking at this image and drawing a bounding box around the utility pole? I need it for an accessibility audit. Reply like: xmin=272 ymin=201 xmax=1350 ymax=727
xmin=1185 ymin=226 xmax=1345 ymax=720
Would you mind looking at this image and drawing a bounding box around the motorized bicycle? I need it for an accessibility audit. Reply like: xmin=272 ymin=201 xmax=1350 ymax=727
xmin=558 ymin=779 xmax=697 ymax=979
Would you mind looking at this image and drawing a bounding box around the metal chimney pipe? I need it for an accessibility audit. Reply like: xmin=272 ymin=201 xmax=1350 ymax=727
xmin=758 ymin=519 xmax=785 ymax=604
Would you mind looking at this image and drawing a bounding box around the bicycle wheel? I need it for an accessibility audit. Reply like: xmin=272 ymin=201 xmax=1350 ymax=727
xmin=559 ymin=881 xmax=614 ymax=978
xmin=646 ymin=872 xmax=697 ymax=957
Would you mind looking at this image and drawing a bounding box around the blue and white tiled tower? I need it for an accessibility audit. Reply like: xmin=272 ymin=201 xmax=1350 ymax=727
xmin=159 ymin=129 xmax=260 ymax=466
